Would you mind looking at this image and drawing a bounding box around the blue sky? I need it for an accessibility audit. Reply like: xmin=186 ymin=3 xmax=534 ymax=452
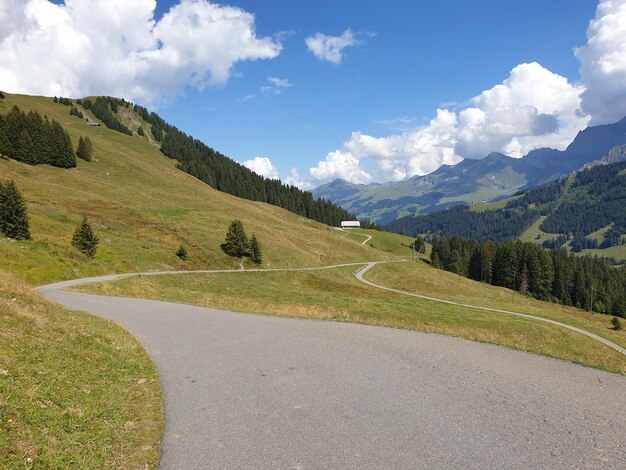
xmin=155 ymin=0 xmax=597 ymax=184
xmin=2 ymin=0 xmax=625 ymax=187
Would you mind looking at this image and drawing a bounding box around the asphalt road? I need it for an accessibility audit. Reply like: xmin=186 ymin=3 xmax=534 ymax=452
xmin=40 ymin=283 xmax=626 ymax=469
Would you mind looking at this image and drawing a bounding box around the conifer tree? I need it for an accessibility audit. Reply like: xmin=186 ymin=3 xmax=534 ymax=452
xmin=249 ymin=233 xmax=262 ymax=264
xmin=221 ymin=220 xmax=249 ymax=258
xmin=76 ymin=136 xmax=93 ymax=161
xmin=0 ymin=180 xmax=30 ymax=240
xmin=176 ymin=245 xmax=187 ymax=260
xmin=72 ymin=216 xmax=99 ymax=258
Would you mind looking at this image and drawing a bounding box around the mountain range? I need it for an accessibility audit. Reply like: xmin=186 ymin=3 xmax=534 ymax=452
xmin=312 ymin=117 xmax=626 ymax=225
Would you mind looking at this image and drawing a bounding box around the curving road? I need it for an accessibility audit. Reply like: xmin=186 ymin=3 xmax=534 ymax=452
xmin=38 ymin=265 xmax=626 ymax=469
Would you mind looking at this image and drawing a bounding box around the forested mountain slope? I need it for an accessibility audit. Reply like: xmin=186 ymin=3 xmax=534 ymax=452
xmin=0 ymin=93 xmax=381 ymax=284
xmin=386 ymin=159 xmax=626 ymax=259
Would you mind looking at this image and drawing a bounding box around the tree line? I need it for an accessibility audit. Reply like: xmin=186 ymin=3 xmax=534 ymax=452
xmin=386 ymin=205 xmax=540 ymax=243
xmin=430 ymin=235 xmax=626 ymax=317
xmin=540 ymin=161 xmax=626 ymax=241
xmin=0 ymin=105 xmax=76 ymax=168
xmin=386 ymin=160 xmax=626 ymax=250
xmin=81 ymin=97 xmax=132 ymax=136
xmin=129 ymin=102 xmax=375 ymax=228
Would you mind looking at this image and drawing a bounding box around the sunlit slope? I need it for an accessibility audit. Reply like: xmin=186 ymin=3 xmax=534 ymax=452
xmin=0 ymin=93 xmax=381 ymax=284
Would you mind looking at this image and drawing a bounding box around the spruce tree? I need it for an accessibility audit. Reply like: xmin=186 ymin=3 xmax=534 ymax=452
xmin=76 ymin=136 xmax=93 ymax=161
xmin=221 ymin=220 xmax=249 ymax=258
xmin=72 ymin=216 xmax=99 ymax=258
xmin=176 ymin=245 xmax=187 ymax=260
xmin=249 ymin=234 xmax=262 ymax=264
xmin=0 ymin=180 xmax=30 ymax=240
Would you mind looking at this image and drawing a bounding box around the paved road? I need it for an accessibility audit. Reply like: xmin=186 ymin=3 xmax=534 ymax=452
xmin=40 ymin=275 xmax=626 ymax=469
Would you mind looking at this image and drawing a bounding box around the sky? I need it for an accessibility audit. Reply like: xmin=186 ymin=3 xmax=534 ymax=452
xmin=1 ymin=0 xmax=625 ymax=189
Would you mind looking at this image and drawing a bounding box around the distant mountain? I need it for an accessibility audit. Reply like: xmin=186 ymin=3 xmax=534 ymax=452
xmin=384 ymin=158 xmax=626 ymax=259
xmin=312 ymin=117 xmax=626 ymax=224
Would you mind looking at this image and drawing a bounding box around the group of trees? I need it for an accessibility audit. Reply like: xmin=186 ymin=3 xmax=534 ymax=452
xmin=387 ymin=205 xmax=541 ymax=243
xmin=430 ymin=235 xmax=626 ymax=317
xmin=53 ymin=96 xmax=73 ymax=106
xmin=387 ymin=161 xmax=626 ymax=254
xmin=69 ymin=106 xmax=84 ymax=119
xmin=1 ymin=178 xmax=99 ymax=257
xmin=0 ymin=105 xmax=76 ymax=168
xmin=130 ymin=102 xmax=374 ymax=228
xmin=81 ymin=97 xmax=132 ymax=136
xmin=540 ymin=161 xmax=626 ymax=243
xmin=221 ymin=220 xmax=262 ymax=264
xmin=0 ymin=180 xmax=30 ymax=239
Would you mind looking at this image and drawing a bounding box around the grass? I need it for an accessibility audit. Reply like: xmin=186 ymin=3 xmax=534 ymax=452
xmin=0 ymin=269 xmax=162 ymax=468
xmin=342 ymin=228 xmax=420 ymax=256
xmin=366 ymin=261 xmax=626 ymax=349
xmin=73 ymin=265 xmax=626 ymax=374
xmin=0 ymin=93 xmax=385 ymax=285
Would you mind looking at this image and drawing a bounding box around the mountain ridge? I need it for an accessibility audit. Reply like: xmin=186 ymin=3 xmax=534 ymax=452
xmin=312 ymin=117 xmax=626 ymax=224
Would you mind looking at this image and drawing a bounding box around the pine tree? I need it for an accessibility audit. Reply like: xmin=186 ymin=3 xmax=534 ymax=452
xmin=221 ymin=220 xmax=249 ymax=258
xmin=72 ymin=216 xmax=99 ymax=258
xmin=413 ymin=235 xmax=426 ymax=254
xmin=176 ymin=245 xmax=187 ymax=260
xmin=0 ymin=180 xmax=30 ymax=240
xmin=249 ymin=233 xmax=262 ymax=264
xmin=76 ymin=136 xmax=93 ymax=161
xmin=137 ymin=126 xmax=145 ymax=136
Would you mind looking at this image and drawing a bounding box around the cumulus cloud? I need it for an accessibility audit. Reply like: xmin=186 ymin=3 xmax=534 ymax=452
xmin=307 ymin=62 xmax=588 ymax=185
xmin=284 ymin=167 xmax=314 ymax=190
xmin=305 ymin=29 xmax=358 ymax=64
xmin=243 ymin=156 xmax=280 ymax=179
xmin=576 ymin=0 xmax=626 ymax=125
xmin=0 ymin=0 xmax=282 ymax=102
xmin=309 ymin=150 xmax=373 ymax=184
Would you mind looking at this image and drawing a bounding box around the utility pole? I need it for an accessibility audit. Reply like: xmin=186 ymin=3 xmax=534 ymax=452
xmin=589 ymin=283 xmax=594 ymax=313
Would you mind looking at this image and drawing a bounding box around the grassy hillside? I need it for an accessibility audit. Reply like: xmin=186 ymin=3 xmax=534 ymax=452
xmin=73 ymin=262 xmax=626 ymax=374
xmin=0 ymin=93 xmax=384 ymax=285
xmin=0 ymin=269 xmax=162 ymax=468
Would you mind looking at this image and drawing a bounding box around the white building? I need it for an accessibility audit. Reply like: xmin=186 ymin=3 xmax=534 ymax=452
xmin=341 ymin=220 xmax=361 ymax=228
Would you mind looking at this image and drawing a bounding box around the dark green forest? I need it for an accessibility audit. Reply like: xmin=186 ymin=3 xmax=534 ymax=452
xmin=430 ymin=235 xmax=626 ymax=317
xmin=81 ymin=97 xmax=133 ymax=136
xmin=0 ymin=105 xmax=76 ymax=168
xmin=105 ymin=98 xmax=368 ymax=227
xmin=387 ymin=204 xmax=541 ymax=243
xmin=387 ymin=160 xmax=626 ymax=250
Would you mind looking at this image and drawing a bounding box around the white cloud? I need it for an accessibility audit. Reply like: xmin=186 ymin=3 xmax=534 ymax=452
xmin=576 ymin=0 xmax=626 ymax=125
xmin=284 ymin=167 xmax=314 ymax=190
xmin=456 ymin=62 xmax=587 ymax=158
xmin=309 ymin=150 xmax=373 ymax=184
xmin=267 ymin=76 xmax=292 ymax=88
xmin=243 ymin=156 xmax=280 ymax=179
xmin=0 ymin=0 xmax=282 ymax=102
xmin=305 ymin=62 xmax=589 ymax=185
xmin=260 ymin=76 xmax=292 ymax=95
xmin=305 ymin=29 xmax=358 ymax=64
xmin=236 ymin=93 xmax=256 ymax=103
